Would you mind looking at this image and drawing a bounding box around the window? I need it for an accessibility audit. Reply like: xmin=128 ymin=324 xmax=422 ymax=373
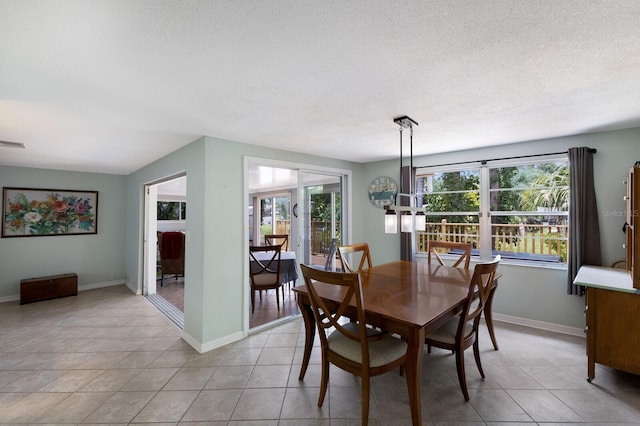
xmin=157 ymin=201 xmax=186 ymax=221
xmin=416 ymin=154 xmax=569 ymax=264
xmin=259 ymin=195 xmax=291 ymax=237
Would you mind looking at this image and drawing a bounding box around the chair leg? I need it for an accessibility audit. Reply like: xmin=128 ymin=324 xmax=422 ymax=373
xmin=251 ymin=289 xmax=255 ymax=313
xmin=455 ymin=348 xmax=469 ymax=401
xmin=362 ymin=374 xmax=370 ymax=425
xmin=484 ymin=286 xmax=499 ymax=350
xmin=473 ymin=337 xmax=485 ymax=379
xmin=276 ymin=288 xmax=280 ymax=311
xmin=318 ymin=355 xmax=329 ymax=407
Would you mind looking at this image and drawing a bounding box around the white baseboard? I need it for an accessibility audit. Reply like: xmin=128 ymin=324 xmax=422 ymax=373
xmin=182 ymin=329 xmax=246 ymax=354
xmin=0 ymin=294 xmax=19 ymax=303
xmin=492 ymin=312 xmax=584 ymax=337
xmin=125 ymin=280 xmax=141 ymax=295
xmin=79 ymin=280 xmax=126 ymax=292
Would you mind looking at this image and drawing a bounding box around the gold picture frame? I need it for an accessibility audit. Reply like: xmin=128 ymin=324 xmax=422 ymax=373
xmin=2 ymin=187 xmax=98 ymax=237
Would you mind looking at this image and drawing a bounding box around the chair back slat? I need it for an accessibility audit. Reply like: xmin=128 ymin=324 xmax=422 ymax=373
xmin=249 ymin=245 xmax=282 ymax=281
xmin=427 ymin=240 xmax=472 ymax=269
xmin=265 ymin=234 xmax=289 ymax=251
xmin=338 ymin=242 xmax=373 ymax=272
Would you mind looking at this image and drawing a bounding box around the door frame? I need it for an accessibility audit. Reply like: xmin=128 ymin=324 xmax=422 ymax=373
xmin=142 ymin=173 xmax=187 ymax=297
xmin=243 ymin=156 xmax=352 ymax=333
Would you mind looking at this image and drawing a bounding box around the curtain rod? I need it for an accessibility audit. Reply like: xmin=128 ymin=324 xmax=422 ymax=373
xmin=416 ymin=148 xmax=596 ymax=169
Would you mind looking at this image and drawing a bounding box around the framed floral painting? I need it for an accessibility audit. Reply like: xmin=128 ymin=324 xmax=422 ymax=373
xmin=2 ymin=187 xmax=98 ymax=237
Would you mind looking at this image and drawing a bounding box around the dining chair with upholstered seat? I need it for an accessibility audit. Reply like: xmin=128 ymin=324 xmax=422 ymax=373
xmin=338 ymin=242 xmax=373 ymax=272
xmin=427 ymin=240 xmax=500 ymax=351
xmin=427 ymin=240 xmax=472 ymax=268
xmin=424 ymin=255 xmax=500 ymax=401
xmin=299 ymin=264 xmax=408 ymax=425
xmin=249 ymin=245 xmax=284 ymax=313
xmin=265 ymin=234 xmax=289 ymax=251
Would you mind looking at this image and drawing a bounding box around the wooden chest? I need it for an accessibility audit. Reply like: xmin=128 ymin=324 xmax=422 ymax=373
xmin=20 ymin=273 xmax=78 ymax=305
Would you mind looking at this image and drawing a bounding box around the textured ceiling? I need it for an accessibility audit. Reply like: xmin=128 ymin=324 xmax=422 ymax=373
xmin=1 ymin=0 xmax=640 ymax=175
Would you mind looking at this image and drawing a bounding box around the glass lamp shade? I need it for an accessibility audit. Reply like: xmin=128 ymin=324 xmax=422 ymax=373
xmin=415 ymin=211 xmax=426 ymax=231
xmin=384 ymin=209 xmax=397 ymax=234
xmin=401 ymin=212 xmax=413 ymax=233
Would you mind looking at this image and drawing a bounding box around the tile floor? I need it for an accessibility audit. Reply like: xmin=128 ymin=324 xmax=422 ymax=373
xmin=155 ymin=277 xmax=300 ymax=329
xmin=1 ymin=284 xmax=639 ymax=425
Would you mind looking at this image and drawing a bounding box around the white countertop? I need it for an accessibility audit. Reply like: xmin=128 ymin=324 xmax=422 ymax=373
xmin=574 ymin=265 xmax=640 ymax=295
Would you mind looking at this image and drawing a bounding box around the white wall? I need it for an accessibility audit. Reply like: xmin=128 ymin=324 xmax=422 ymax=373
xmin=0 ymin=166 xmax=127 ymax=300
xmin=363 ymin=127 xmax=640 ymax=329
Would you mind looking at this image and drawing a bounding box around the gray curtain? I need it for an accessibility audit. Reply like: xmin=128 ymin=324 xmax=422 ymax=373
xmin=400 ymin=166 xmax=412 ymax=261
xmin=567 ymin=147 xmax=601 ymax=295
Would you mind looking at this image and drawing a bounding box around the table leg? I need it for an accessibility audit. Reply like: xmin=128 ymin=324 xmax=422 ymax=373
xmin=297 ymin=295 xmax=315 ymax=381
xmin=404 ymin=327 xmax=425 ymax=426
xmin=484 ymin=282 xmax=499 ymax=350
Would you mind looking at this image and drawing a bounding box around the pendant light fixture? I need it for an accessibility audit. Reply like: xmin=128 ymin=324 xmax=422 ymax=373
xmin=384 ymin=115 xmax=426 ymax=233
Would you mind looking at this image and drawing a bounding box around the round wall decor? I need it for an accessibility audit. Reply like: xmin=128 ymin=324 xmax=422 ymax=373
xmin=368 ymin=176 xmax=398 ymax=208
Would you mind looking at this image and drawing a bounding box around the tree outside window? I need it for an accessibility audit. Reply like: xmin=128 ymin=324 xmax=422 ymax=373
xmin=417 ymin=157 xmax=569 ymax=263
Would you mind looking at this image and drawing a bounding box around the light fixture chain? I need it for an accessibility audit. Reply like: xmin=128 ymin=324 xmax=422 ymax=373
xmin=399 ymin=126 xmax=403 ymax=194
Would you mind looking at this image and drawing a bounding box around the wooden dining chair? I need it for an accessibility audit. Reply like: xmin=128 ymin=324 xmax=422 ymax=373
xmin=424 ymin=255 xmax=500 ymax=401
xmin=265 ymin=234 xmax=289 ymax=251
xmin=427 ymin=240 xmax=500 ymax=351
xmin=427 ymin=240 xmax=471 ymax=268
xmin=299 ymin=264 xmax=407 ymax=425
xmin=249 ymin=245 xmax=284 ymax=313
xmin=323 ymin=237 xmax=339 ymax=271
xmin=338 ymin=242 xmax=373 ymax=272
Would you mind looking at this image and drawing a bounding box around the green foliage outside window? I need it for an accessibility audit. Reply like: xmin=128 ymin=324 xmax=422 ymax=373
xmin=418 ymin=160 xmax=569 ymax=262
xmin=157 ymin=201 xmax=186 ymax=220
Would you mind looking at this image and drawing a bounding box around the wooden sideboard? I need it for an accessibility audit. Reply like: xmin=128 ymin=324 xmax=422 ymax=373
xmin=20 ymin=273 xmax=78 ymax=305
xmin=574 ymin=266 xmax=640 ymax=382
xmin=625 ymin=166 xmax=640 ymax=289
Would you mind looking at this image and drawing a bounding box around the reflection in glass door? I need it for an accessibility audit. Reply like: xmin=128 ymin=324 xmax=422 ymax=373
xmin=299 ymin=171 xmax=343 ymax=269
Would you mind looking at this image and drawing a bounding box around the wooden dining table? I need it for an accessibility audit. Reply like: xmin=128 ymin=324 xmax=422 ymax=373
xmin=292 ymin=260 xmax=475 ymax=426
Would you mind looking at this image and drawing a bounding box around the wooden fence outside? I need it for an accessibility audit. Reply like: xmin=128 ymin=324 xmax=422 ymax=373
xmin=417 ymin=220 xmax=568 ymax=261
xmin=273 ymin=220 xmax=338 ymax=254
xmin=274 ymin=219 xmax=568 ymax=261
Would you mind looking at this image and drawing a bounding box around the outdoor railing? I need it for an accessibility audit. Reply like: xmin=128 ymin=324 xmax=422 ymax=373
xmin=417 ymin=221 xmax=568 ymax=262
xmin=273 ymin=219 xmax=567 ymax=262
xmin=273 ymin=220 xmax=340 ymax=254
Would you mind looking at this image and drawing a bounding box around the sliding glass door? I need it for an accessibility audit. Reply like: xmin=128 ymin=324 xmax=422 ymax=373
xmin=299 ymin=171 xmax=343 ymax=269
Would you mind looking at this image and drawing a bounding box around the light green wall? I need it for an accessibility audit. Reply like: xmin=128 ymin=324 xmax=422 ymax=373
xmin=125 ymin=136 xmax=364 ymax=349
xmin=125 ymin=139 xmax=205 ymax=339
xmin=0 ymin=166 xmax=127 ymax=300
xmin=363 ymin=127 xmax=640 ymax=328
